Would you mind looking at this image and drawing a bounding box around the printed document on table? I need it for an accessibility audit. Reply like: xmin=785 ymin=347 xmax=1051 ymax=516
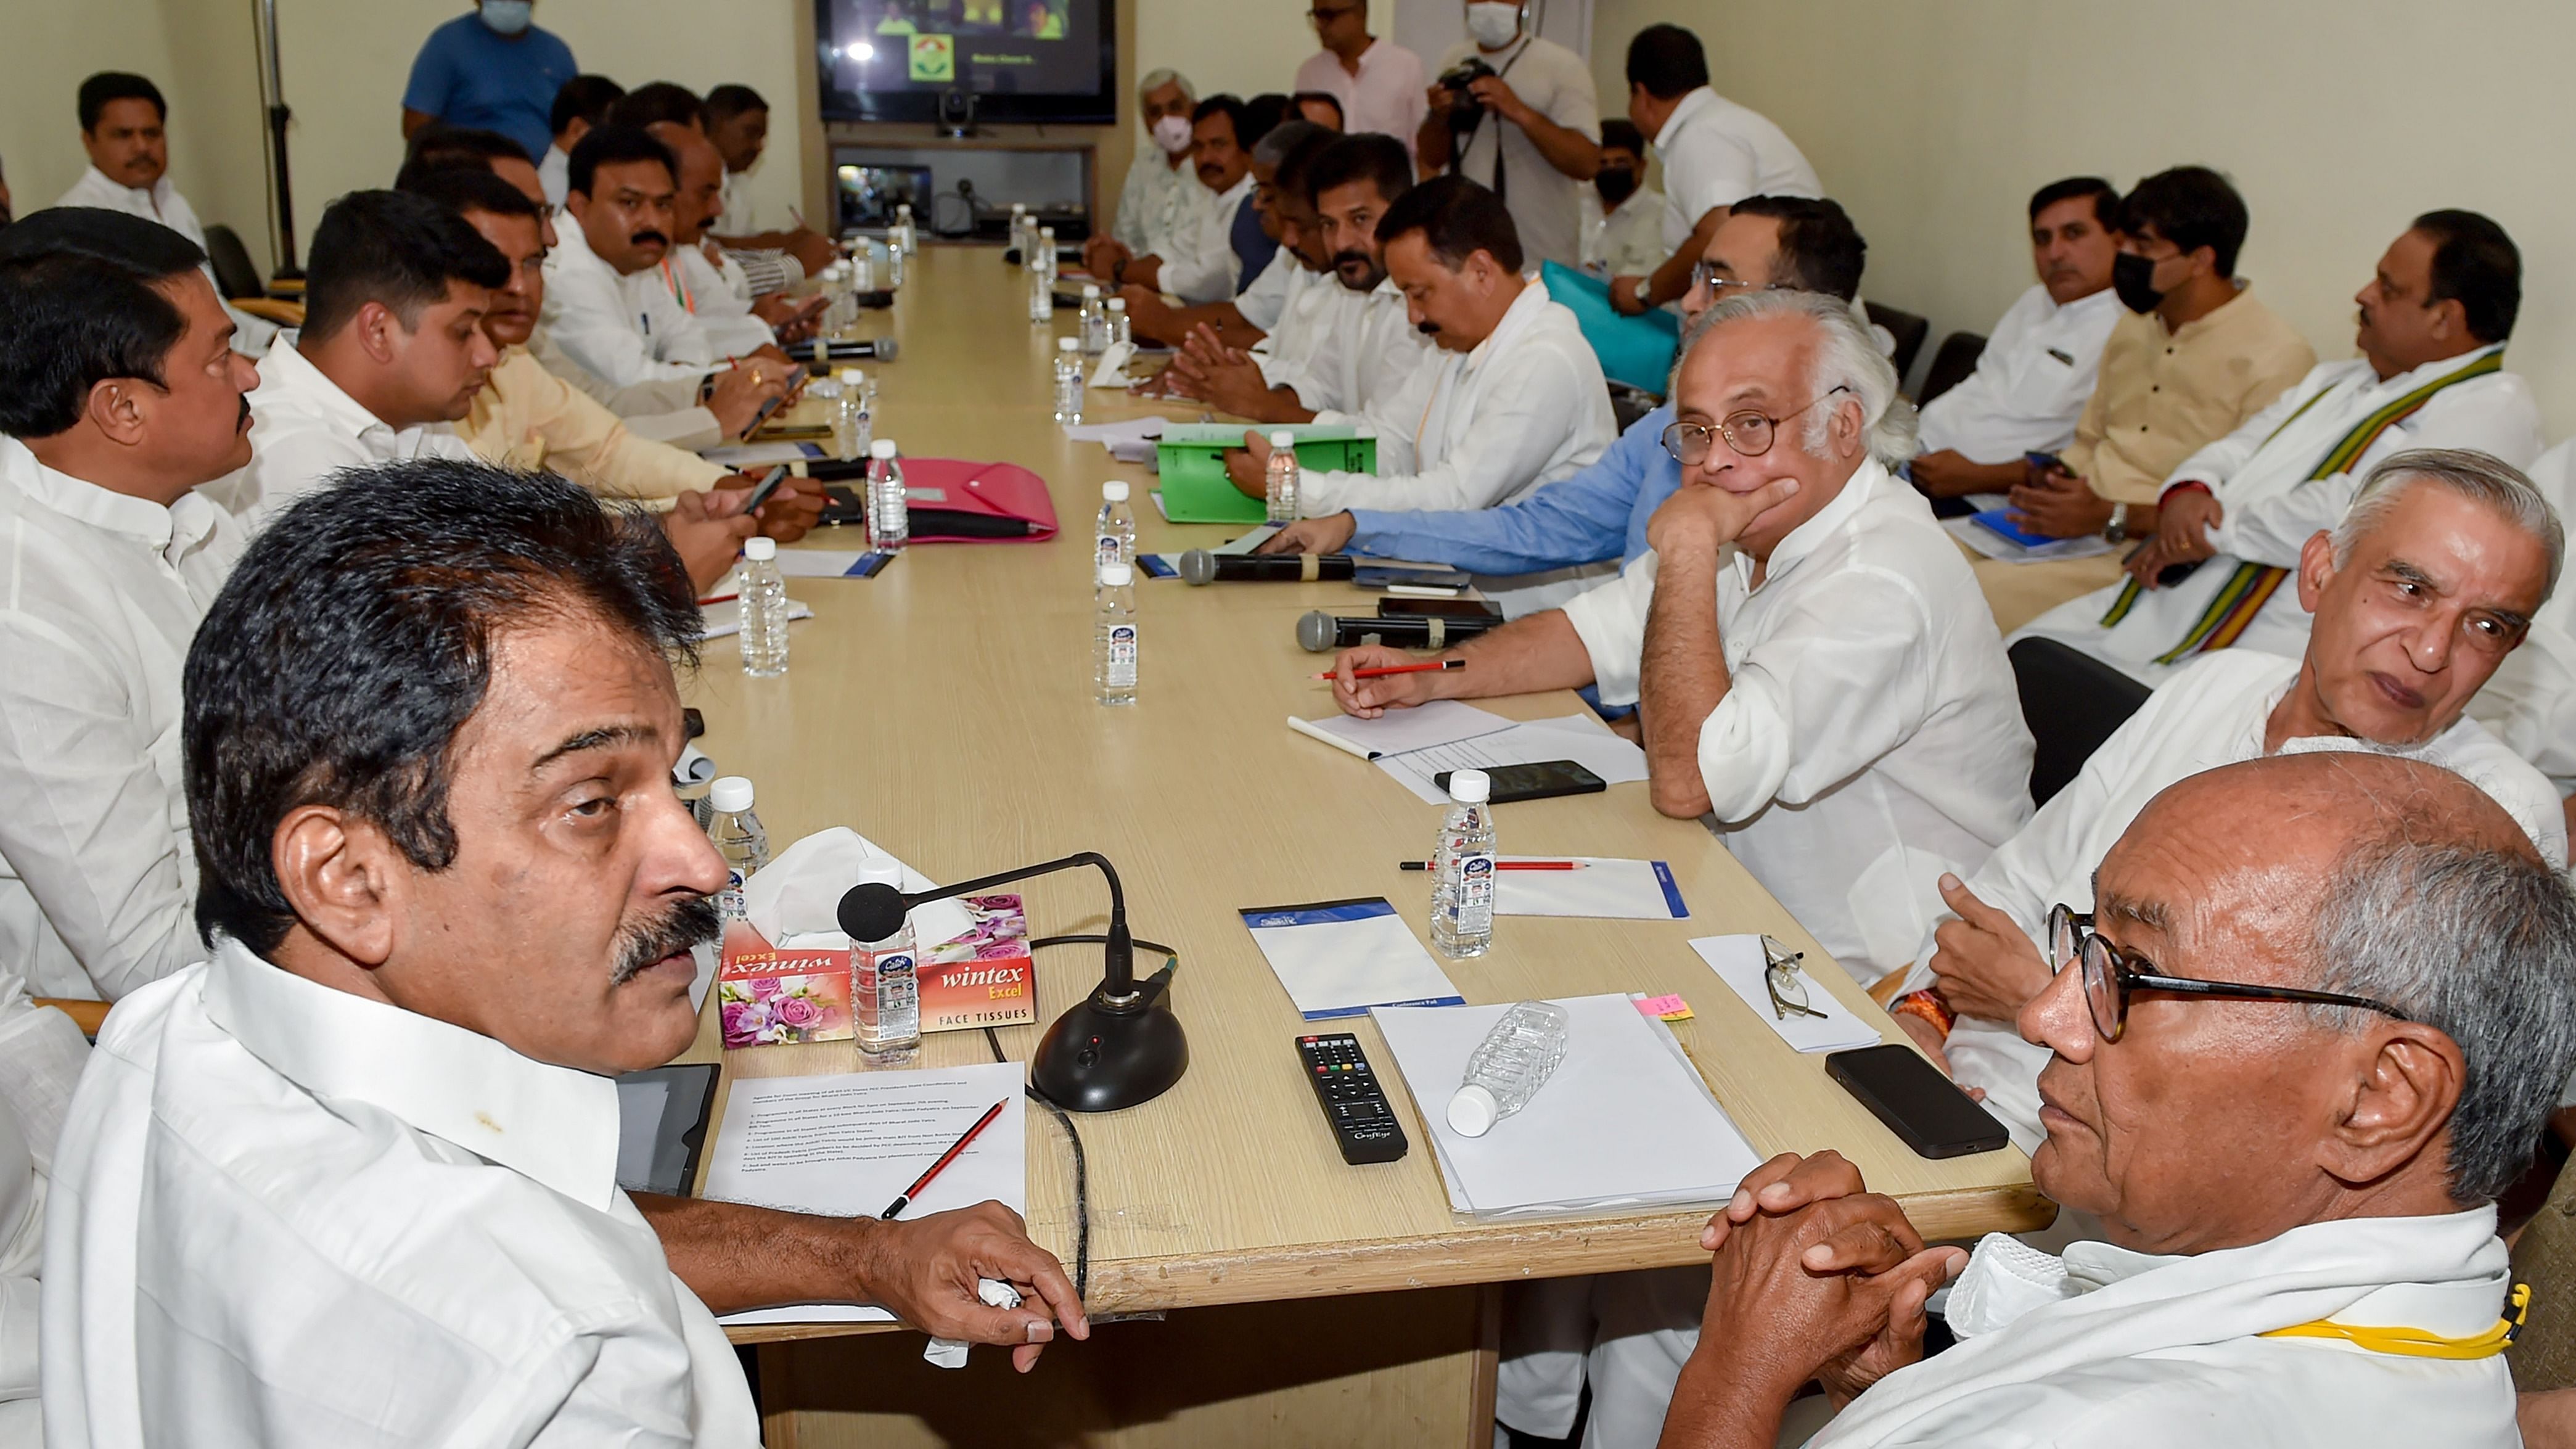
xmin=1370 ymin=993 xmax=1760 ymax=1218
xmin=1374 ymin=715 xmax=1649 ymax=805
xmin=771 ymin=549 xmax=885 ymax=579
xmin=1289 ymin=700 xmax=1516 ymax=761
xmin=1691 ymin=935 xmax=1884 ymax=1053
xmin=1493 ymin=858 xmax=1688 ymax=919
xmin=705 ymin=1061 xmax=1027 ymax=1324
xmin=1241 ymin=898 xmax=1464 ymax=1019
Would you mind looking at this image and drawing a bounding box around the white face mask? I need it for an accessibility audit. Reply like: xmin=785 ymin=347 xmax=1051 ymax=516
xmin=1150 ymin=114 xmax=1194 ymax=156
xmin=1464 ymin=2 xmax=1519 ymax=49
xmin=480 ymin=0 xmax=533 ymax=35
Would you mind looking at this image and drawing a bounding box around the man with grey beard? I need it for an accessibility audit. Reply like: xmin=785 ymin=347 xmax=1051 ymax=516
xmin=41 ymin=461 xmax=1086 ymax=1445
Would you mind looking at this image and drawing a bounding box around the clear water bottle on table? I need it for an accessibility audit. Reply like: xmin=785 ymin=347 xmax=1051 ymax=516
xmin=851 ymin=860 xmax=922 ymax=1063
xmin=1448 ymin=1001 xmax=1570 ymax=1137
xmin=1429 ymin=767 xmax=1495 ymax=958
xmin=1095 ymin=480 xmax=1136 ymax=575
xmin=1106 ymin=297 xmax=1131 ymax=350
xmin=1078 ymin=284 xmax=1109 ymax=353
xmin=833 ymin=367 xmax=872 ymax=460
xmin=1095 ymin=561 xmax=1138 ymax=705
xmin=1263 ymin=430 xmax=1302 ymax=524
xmin=739 ymin=536 xmax=790 ymax=678
xmin=705 ymin=776 xmax=770 ymax=924
xmin=1053 ymin=337 xmax=1086 ymax=424
xmin=866 ymin=438 xmax=908 ymax=552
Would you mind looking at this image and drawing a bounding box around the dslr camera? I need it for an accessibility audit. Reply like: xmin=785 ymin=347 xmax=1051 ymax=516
xmin=1437 ymin=56 xmax=1497 ymax=130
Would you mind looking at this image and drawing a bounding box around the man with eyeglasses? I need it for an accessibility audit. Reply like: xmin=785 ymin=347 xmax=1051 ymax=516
xmin=1335 ymin=284 xmax=2030 ymax=1449
xmin=1256 ymin=195 xmax=1866 ymax=613
xmin=1651 ymin=750 xmax=2571 ymax=1448
xmin=1881 ymin=448 xmax=2566 ymax=1156
xmin=1289 ymin=0 xmax=1427 ymax=165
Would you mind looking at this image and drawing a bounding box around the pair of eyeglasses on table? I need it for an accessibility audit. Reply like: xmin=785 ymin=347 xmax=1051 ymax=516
xmin=1762 ymin=935 xmax=1825 ymax=1021
xmin=2045 ymin=903 xmax=2409 ymax=1043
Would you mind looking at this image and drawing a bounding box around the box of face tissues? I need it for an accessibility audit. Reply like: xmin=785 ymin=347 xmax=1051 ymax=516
xmin=718 ymin=827 xmax=985 ymax=1049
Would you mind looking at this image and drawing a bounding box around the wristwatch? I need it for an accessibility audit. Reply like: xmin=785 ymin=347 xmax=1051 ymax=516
xmin=1629 ymin=277 xmax=1652 ymax=304
xmin=2102 ymin=510 xmax=2129 ymax=546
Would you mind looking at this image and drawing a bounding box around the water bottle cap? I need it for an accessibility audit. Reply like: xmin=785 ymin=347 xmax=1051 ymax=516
xmin=1447 ymin=768 xmax=1491 ymax=804
xmin=1098 ymin=562 xmax=1134 ymax=586
xmin=1040 ymin=226 xmax=1056 ymax=237
xmin=1101 ymin=480 xmax=1130 ymax=501
xmin=743 ymin=536 xmax=777 ymax=561
xmin=1447 ymin=1083 xmax=1500 ymax=1138
xmin=708 ymin=775 xmax=756 ymax=813
xmin=1267 ymin=430 xmax=1297 ymax=449
xmin=870 ymin=438 xmax=899 ymax=459
xmin=1059 ymin=336 xmax=1080 ymax=351
xmin=897 ymin=203 xmax=911 ymax=215
xmin=1081 ymin=283 xmax=1101 ymax=298
xmin=1011 ymin=203 xmax=1026 ymax=215
xmin=1107 ymin=298 xmax=1126 ymax=311
xmin=838 ymin=367 xmax=865 ymax=384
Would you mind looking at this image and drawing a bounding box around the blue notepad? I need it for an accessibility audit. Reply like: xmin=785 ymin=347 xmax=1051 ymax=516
xmin=1969 ymin=507 xmax=2059 ymax=550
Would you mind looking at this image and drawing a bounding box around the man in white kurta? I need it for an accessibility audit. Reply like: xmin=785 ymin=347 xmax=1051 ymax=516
xmin=1654 ymin=750 xmax=2566 ymax=1448
xmin=1610 ymin=25 xmax=1819 ymax=314
xmin=55 ymin=88 xmax=280 ymax=359
xmin=2017 ymin=213 xmax=2544 ymax=686
xmin=542 ymin=131 xmax=728 ymax=389
xmin=1892 ymin=453 xmax=2569 ymax=1150
xmin=1112 ymin=71 xmax=1210 ymax=258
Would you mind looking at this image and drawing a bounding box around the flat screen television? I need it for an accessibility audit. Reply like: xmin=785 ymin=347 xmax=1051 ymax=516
xmin=816 ymin=0 xmax=1117 ymax=126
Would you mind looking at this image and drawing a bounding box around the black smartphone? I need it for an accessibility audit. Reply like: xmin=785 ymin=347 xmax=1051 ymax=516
xmin=1432 ymin=760 xmax=1607 ymax=805
xmin=1824 ymin=1044 xmax=2011 ymax=1159
xmin=739 ymin=389 xmax=792 ymax=441
xmin=1377 ymin=596 xmax=1503 ymax=621
xmin=819 ymin=482 xmax=868 ymax=527
xmin=613 ymin=1061 xmax=721 ymax=1196
xmin=741 ymin=465 xmax=792 ymax=514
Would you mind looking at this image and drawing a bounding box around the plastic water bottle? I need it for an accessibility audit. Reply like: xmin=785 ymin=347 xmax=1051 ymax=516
xmin=1095 ymin=561 xmax=1138 ymax=705
xmin=1448 ymin=1001 xmax=1571 ymax=1137
xmin=1430 ymin=768 xmax=1496 ymax=957
xmin=1053 ymin=337 xmax=1086 ymax=424
xmin=895 ymin=202 xmax=917 ymax=257
xmin=1095 ymin=480 xmax=1136 ymax=576
xmin=1263 ymin=430 xmax=1301 ymax=524
xmin=1009 ymin=202 xmax=1029 ymax=257
xmin=850 ymin=860 xmax=922 ymax=1062
xmin=1028 ymin=226 xmax=1059 ymax=324
xmin=1106 ymin=297 xmax=1131 ymax=349
xmin=739 ymin=536 xmax=790 ymax=678
xmin=887 ymin=232 xmax=907 ymax=290
xmin=834 ymin=367 xmax=872 ymax=460
xmin=1078 ymin=284 xmax=1110 ymax=354
xmin=850 ymin=244 xmax=874 ymax=292
xmin=866 ymin=438 xmax=908 ymax=552
xmin=705 ymin=776 xmax=769 ymax=924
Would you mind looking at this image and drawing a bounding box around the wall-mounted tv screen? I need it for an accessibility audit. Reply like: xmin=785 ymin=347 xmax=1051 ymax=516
xmin=816 ymin=0 xmax=1117 ymax=126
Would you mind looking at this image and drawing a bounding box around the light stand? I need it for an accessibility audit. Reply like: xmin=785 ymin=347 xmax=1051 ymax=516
xmin=838 ymin=852 xmax=1186 ymax=1111
xmin=252 ymin=0 xmax=301 ymax=277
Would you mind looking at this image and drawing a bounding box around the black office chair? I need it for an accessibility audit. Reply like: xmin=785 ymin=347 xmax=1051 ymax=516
xmin=1864 ymin=302 xmax=1929 ymax=383
xmin=2009 ymin=637 xmax=2154 ymax=807
xmin=1917 ymin=330 xmax=1988 ymax=407
xmin=1607 ymin=380 xmax=1661 ymax=435
xmin=202 ymin=224 xmax=266 ymax=303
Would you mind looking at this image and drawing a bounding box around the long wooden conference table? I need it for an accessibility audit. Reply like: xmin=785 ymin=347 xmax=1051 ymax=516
xmin=679 ymin=247 xmax=2049 ymax=1448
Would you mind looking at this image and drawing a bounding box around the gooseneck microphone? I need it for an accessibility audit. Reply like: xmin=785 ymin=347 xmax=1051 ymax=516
xmin=837 ymin=852 xmax=1188 ymax=1113
xmin=803 ymin=337 xmax=899 ymax=364
xmin=1297 ymin=609 xmax=1501 ymax=653
xmin=1176 ymin=551 xmax=1357 ymax=585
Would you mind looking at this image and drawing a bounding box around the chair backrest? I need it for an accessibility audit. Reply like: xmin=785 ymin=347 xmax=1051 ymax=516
xmin=1917 ymin=330 xmax=1988 ymax=407
xmin=1607 ymin=381 xmax=1661 ymax=434
xmin=2008 ymin=636 xmax=2154 ymax=807
xmin=202 ymin=224 xmax=266 ymax=302
xmin=1864 ymin=301 xmax=1930 ymax=383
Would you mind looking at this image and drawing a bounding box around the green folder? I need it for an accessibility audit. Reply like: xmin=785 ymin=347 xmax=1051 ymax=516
xmin=1155 ymin=424 xmax=1379 ymax=524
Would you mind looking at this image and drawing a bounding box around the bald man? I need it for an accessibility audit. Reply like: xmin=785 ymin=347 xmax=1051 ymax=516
xmin=649 ymin=121 xmax=819 ymax=356
xmin=1654 ymin=751 xmax=2573 ymax=1448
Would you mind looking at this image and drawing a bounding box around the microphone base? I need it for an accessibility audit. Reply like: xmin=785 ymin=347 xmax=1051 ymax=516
xmin=1030 ymin=991 xmax=1188 ymax=1113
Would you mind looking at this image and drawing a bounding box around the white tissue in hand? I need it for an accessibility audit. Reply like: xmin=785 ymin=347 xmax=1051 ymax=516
xmin=739 ymin=826 xmax=975 ymax=950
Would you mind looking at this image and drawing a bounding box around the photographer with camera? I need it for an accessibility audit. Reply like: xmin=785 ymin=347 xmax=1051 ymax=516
xmin=1417 ymin=1 xmax=1600 ymax=269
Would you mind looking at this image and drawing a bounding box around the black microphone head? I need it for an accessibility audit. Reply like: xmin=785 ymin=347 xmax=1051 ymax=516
xmin=1297 ymin=609 xmax=1337 ymax=652
xmin=1178 ymin=549 xmax=1218 ymax=585
xmin=837 ymin=881 xmax=909 ymax=942
xmin=870 ymin=337 xmax=898 ymax=361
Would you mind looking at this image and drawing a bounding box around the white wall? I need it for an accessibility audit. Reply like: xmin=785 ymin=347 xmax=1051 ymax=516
xmin=1587 ymin=0 xmax=2576 ymax=437
xmin=273 ymin=0 xmax=810 ymax=257
xmin=1 ymin=0 xmax=269 ymax=260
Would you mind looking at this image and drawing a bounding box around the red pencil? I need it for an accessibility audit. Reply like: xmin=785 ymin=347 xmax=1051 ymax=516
xmin=1311 ymin=659 xmax=1469 ymax=681
xmin=879 ymin=1098 xmax=1009 ymax=1220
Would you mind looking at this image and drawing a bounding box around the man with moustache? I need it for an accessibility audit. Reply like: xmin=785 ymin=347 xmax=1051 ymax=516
xmin=0 ymin=210 xmax=259 ymax=1006
xmin=1654 ymin=752 xmax=2572 ymax=1448
xmin=649 ymin=121 xmax=822 ymax=356
xmin=399 ymin=166 xmax=820 ymax=586
xmin=223 ymin=190 xmax=498 ymax=527
xmin=1121 ymin=120 xmax=1332 ymax=353
xmin=2018 ymin=210 xmax=2543 ymax=692
xmin=1887 ymin=449 xmax=2568 ymax=1155
xmin=543 ymin=125 xmax=791 ymax=389
xmin=1082 ymin=95 xmax=1261 ymax=305
xmin=42 ymin=462 xmax=1088 ymax=1445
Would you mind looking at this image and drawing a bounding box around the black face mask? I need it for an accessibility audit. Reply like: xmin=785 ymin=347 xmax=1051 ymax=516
xmin=1594 ymin=166 xmax=1638 ymax=208
xmin=2111 ymin=251 xmax=2167 ymax=314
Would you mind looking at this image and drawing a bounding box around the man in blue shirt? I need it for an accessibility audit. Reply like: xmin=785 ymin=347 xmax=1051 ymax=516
xmin=1257 ymin=194 xmax=1868 ymax=583
xmin=401 ymin=1 xmax=579 ymax=167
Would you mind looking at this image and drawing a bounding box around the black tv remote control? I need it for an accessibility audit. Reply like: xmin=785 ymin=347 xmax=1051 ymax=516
xmin=1297 ymin=1032 xmax=1408 ymax=1165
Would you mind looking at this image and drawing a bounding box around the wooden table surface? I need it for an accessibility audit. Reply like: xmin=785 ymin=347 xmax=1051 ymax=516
xmin=681 ymin=248 xmax=2049 ymax=1344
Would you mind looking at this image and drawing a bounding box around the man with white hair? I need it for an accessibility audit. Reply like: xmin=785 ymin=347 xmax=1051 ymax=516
xmin=1329 ymin=287 xmax=2032 ymax=985
xmin=1658 ymin=750 xmax=2575 ymax=1448
xmin=1887 ymin=448 xmax=2569 ymax=1153
xmin=1113 ymin=70 xmax=1210 ymax=262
